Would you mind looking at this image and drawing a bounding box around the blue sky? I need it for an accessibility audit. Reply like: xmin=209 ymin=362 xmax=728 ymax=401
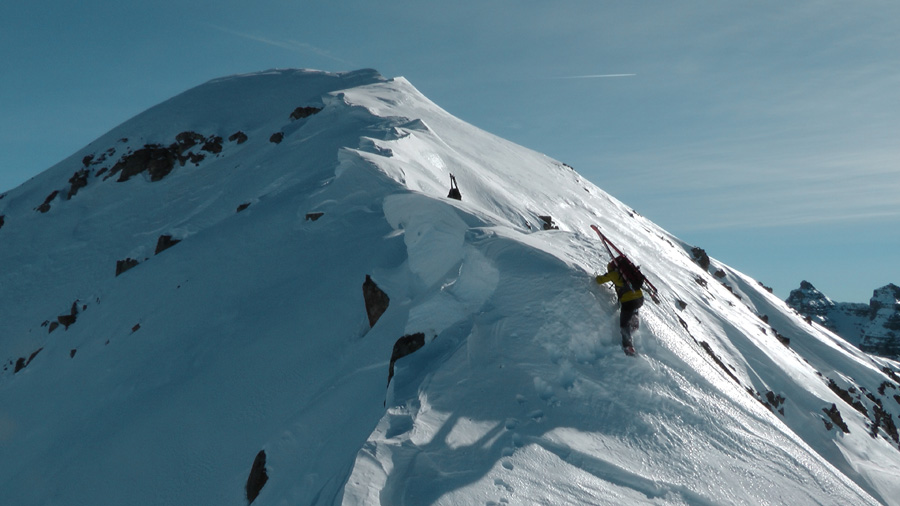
xmin=2 ymin=1 xmax=898 ymax=302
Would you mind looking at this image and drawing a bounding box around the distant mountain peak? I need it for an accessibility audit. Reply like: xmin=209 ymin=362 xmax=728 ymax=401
xmin=787 ymin=281 xmax=900 ymax=359
xmin=786 ymin=280 xmax=836 ymax=316
xmin=872 ymin=283 xmax=900 ymax=308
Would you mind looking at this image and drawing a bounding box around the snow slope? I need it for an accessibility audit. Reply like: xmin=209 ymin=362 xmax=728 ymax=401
xmin=2 ymin=69 xmax=899 ymax=505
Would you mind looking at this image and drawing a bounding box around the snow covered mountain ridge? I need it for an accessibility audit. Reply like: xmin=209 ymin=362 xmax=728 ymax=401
xmin=787 ymin=281 xmax=900 ymax=359
xmin=2 ymin=68 xmax=900 ymax=505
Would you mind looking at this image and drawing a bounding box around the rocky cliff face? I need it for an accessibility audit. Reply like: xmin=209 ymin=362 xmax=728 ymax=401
xmin=862 ymin=284 xmax=900 ymax=358
xmin=787 ymin=281 xmax=900 ymax=358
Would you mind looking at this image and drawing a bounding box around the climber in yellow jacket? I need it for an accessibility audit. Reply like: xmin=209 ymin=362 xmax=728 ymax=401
xmin=596 ymin=259 xmax=644 ymax=353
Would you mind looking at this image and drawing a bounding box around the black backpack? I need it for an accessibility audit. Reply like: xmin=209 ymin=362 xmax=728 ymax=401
xmin=613 ymin=255 xmax=645 ymax=290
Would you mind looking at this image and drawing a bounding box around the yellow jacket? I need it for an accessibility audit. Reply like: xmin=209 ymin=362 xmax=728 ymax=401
xmin=596 ymin=270 xmax=644 ymax=303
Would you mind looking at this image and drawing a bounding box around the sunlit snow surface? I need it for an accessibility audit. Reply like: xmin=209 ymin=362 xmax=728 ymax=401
xmin=1 ymin=69 xmax=898 ymax=505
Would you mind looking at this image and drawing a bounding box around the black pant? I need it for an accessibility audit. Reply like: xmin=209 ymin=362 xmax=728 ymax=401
xmin=619 ymin=297 xmax=644 ymax=346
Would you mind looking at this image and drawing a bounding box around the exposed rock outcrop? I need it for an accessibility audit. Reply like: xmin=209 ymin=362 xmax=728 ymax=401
xmin=691 ymin=247 xmax=711 ymax=270
xmin=229 ymin=131 xmax=249 ymax=144
xmin=245 ymin=450 xmax=268 ymax=504
xmin=290 ymin=106 xmax=322 ymax=120
xmin=155 ymin=235 xmax=181 ymax=255
xmin=823 ymin=403 xmax=850 ymax=433
xmin=201 ymin=136 xmax=223 ymax=154
xmin=103 ymin=131 xmax=227 ymax=183
xmin=109 ymin=144 xmax=178 ymax=182
xmin=538 ymin=215 xmax=558 ymax=230
xmin=388 ymin=332 xmax=425 ymax=385
xmin=14 ymin=348 xmax=43 ymax=373
xmin=116 ymin=258 xmax=140 ymax=276
xmin=362 ymin=275 xmax=390 ymax=327
xmin=36 ymin=191 xmax=59 ymax=213
xmin=57 ymin=301 xmax=80 ymax=330
xmin=67 ymin=169 xmax=90 ymax=198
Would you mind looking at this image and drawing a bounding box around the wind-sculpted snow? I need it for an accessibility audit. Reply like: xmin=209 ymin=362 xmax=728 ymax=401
xmin=345 ymin=228 xmax=882 ymax=505
xmin=383 ymin=193 xmax=469 ymax=289
xmin=1 ymin=69 xmax=898 ymax=505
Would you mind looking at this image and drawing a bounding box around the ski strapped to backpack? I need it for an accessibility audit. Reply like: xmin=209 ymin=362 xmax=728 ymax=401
xmin=591 ymin=225 xmax=660 ymax=304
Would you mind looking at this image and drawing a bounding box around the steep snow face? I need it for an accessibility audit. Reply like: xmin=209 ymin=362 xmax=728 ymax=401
xmin=2 ymin=69 xmax=900 ymax=506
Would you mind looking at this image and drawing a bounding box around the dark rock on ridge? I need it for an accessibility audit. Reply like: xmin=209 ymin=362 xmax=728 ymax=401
xmin=155 ymin=235 xmax=181 ymax=255
xmin=362 ymin=275 xmax=390 ymax=327
xmin=36 ymin=191 xmax=59 ymax=213
xmin=245 ymin=450 xmax=269 ymax=504
xmin=388 ymin=332 xmax=426 ymax=385
xmin=290 ymin=106 xmax=322 ymax=120
xmin=109 ymin=145 xmax=178 ymax=182
xmin=67 ymin=169 xmax=90 ymax=198
xmin=116 ymin=258 xmax=140 ymax=276
xmin=229 ymin=131 xmax=249 ymax=144
xmin=691 ymin=247 xmax=711 ymax=270
xmin=14 ymin=348 xmax=43 ymax=373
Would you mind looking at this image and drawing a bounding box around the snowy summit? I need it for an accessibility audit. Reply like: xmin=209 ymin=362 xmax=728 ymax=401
xmin=2 ymin=69 xmax=900 ymax=505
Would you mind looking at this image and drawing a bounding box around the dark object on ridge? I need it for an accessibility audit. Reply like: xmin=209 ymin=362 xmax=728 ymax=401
xmin=691 ymin=247 xmax=711 ymax=270
xmin=822 ymin=403 xmax=850 ymax=433
xmin=447 ymin=173 xmax=462 ymax=200
xmin=57 ymin=301 xmax=79 ymax=330
xmin=539 ymin=216 xmax=559 ymax=230
xmin=68 ymin=169 xmax=90 ymax=198
xmin=115 ymin=258 xmax=139 ymax=276
xmin=290 ymin=106 xmax=322 ymax=120
xmin=155 ymin=235 xmax=181 ymax=255
xmin=388 ymin=332 xmax=426 ymax=385
xmin=229 ymin=131 xmax=249 ymax=144
xmin=36 ymin=191 xmax=59 ymax=213
xmin=14 ymin=348 xmax=43 ymax=373
xmin=363 ymin=275 xmax=390 ymax=327
xmin=245 ymin=450 xmax=269 ymax=504
xmin=110 ymin=144 xmax=177 ymax=182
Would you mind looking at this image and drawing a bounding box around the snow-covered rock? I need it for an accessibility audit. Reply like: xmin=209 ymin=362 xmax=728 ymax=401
xmin=2 ymin=68 xmax=900 ymax=505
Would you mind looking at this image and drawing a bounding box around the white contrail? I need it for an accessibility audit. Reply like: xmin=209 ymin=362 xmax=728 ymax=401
xmin=206 ymin=24 xmax=353 ymax=66
xmin=554 ymin=74 xmax=637 ymax=79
